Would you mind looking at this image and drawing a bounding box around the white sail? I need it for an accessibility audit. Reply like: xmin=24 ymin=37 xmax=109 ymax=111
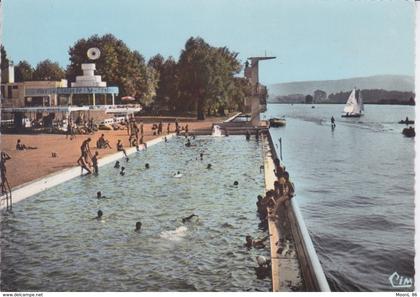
xmin=343 ymin=88 xmax=363 ymax=116
xmin=343 ymin=89 xmax=358 ymax=114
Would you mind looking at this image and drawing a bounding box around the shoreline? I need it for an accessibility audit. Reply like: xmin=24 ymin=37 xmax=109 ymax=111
xmin=0 ymin=133 xmax=174 ymax=210
xmin=0 ymin=117 xmax=225 ymax=189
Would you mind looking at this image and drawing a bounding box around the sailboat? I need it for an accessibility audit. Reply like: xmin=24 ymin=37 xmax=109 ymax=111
xmin=341 ymin=88 xmax=364 ymax=118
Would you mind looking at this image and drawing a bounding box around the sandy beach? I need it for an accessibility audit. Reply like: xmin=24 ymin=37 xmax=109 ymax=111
xmin=1 ymin=117 xmax=224 ymax=189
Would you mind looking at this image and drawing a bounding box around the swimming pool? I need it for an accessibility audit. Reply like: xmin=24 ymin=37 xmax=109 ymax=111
xmin=1 ymin=136 xmax=271 ymax=291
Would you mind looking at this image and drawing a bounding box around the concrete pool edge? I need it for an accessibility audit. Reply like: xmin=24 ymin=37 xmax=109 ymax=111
xmin=0 ymin=133 xmax=175 ymax=209
xmin=262 ymin=131 xmax=330 ymax=292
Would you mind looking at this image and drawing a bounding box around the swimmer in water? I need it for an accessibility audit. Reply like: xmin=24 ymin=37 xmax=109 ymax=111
xmin=254 ymin=256 xmax=271 ymax=279
xmin=96 ymin=191 xmax=107 ymax=199
xmin=200 ymin=153 xmax=204 ymax=160
xmin=145 ymin=163 xmax=150 ymax=169
xmin=207 ymin=164 xmax=212 ymax=169
xmin=233 ymin=181 xmax=239 ymax=186
xmin=174 ymin=171 xmax=182 ymax=178
xmin=164 ymin=137 xmax=168 ymax=142
xmin=135 ymin=221 xmax=142 ymax=232
xmin=245 ymin=235 xmax=269 ymax=249
xmin=185 ymin=139 xmax=191 ymax=147
xmin=92 ymin=210 xmax=103 ymax=220
xmin=120 ymin=166 xmax=125 ymax=176
xmin=114 ymin=161 xmax=120 ymax=168
xmin=182 ymin=214 xmax=198 ymax=223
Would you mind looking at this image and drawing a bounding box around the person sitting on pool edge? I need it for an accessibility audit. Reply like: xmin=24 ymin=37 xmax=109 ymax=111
xmin=117 ymin=139 xmax=129 ymax=161
xmin=135 ymin=221 xmax=142 ymax=232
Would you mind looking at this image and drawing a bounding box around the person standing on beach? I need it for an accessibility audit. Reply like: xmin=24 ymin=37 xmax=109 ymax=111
xmin=167 ymin=123 xmax=170 ymax=134
xmin=125 ymin=118 xmax=130 ymax=136
xmin=158 ymin=121 xmax=163 ymax=135
xmin=140 ymin=122 xmax=144 ymax=136
xmin=66 ymin=118 xmax=74 ymax=140
xmin=175 ymin=119 xmax=179 ymax=135
xmin=81 ymin=138 xmax=93 ymax=161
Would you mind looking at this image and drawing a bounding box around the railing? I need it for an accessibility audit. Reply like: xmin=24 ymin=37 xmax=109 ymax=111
xmin=266 ymin=131 xmax=330 ymax=292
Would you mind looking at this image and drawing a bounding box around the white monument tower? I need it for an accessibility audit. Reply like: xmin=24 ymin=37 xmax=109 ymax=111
xmin=71 ymin=48 xmax=106 ymax=88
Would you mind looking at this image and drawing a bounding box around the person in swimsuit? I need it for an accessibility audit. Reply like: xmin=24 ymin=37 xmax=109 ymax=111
xmin=117 ymin=140 xmax=128 ymax=160
xmin=182 ymin=214 xmax=198 ymax=223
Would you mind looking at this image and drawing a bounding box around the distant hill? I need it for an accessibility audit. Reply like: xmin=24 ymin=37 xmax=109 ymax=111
xmin=268 ymin=75 xmax=414 ymax=101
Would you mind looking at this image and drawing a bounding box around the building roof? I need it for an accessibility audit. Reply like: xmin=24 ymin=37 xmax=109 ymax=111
xmin=1 ymin=104 xmax=142 ymax=114
xmin=25 ymin=86 xmax=119 ymax=96
xmin=1 ymin=106 xmax=90 ymax=113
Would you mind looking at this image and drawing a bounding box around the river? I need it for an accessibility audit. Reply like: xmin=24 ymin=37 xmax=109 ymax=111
xmin=264 ymin=103 xmax=415 ymax=291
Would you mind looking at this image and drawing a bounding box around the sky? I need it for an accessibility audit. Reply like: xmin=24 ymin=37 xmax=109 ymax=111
xmin=2 ymin=0 xmax=416 ymax=85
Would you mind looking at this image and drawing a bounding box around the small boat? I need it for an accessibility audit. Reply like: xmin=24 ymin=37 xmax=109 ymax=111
xmin=269 ymin=118 xmax=286 ymax=127
xmin=402 ymin=127 xmax=415 ymax=137
xmin=398 ymin=118 xmax=415 ymax=125
xmin=342 ymin=88 xmax=364 ymax=118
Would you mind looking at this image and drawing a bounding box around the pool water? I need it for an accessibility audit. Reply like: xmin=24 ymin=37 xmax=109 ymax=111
xmin=1 ymin=136 xmax=271 ymax=291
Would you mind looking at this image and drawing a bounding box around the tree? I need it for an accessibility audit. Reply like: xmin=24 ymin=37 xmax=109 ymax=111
xmin=409 ymin=96 xmax=415 ymax=106
xmin=67 ymin=34 xmax=149 ymax=100
xmin=148 ymin=56 xmax=179 ymax=111
xmin=15 ymin=60 xmax=34 ymax=82
xmin=177 ymin=37 xmax=242 ymax=119
xmin=305 ymin=94 xmax=314 ymax=104
xmin=1 ymin=45 xmax=10 ymax=83
xmin=313 ymin=89 xmax=327 ymax=103
xmin=1 ymin=45 xmax=9 ymax=69
xmin=33 ymin=59 xmax=65 ymax=81
xmin=147 ymin=54 xmax=164 ymax=72
xmin=160 ymin=57 xmax=180 ymax=112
